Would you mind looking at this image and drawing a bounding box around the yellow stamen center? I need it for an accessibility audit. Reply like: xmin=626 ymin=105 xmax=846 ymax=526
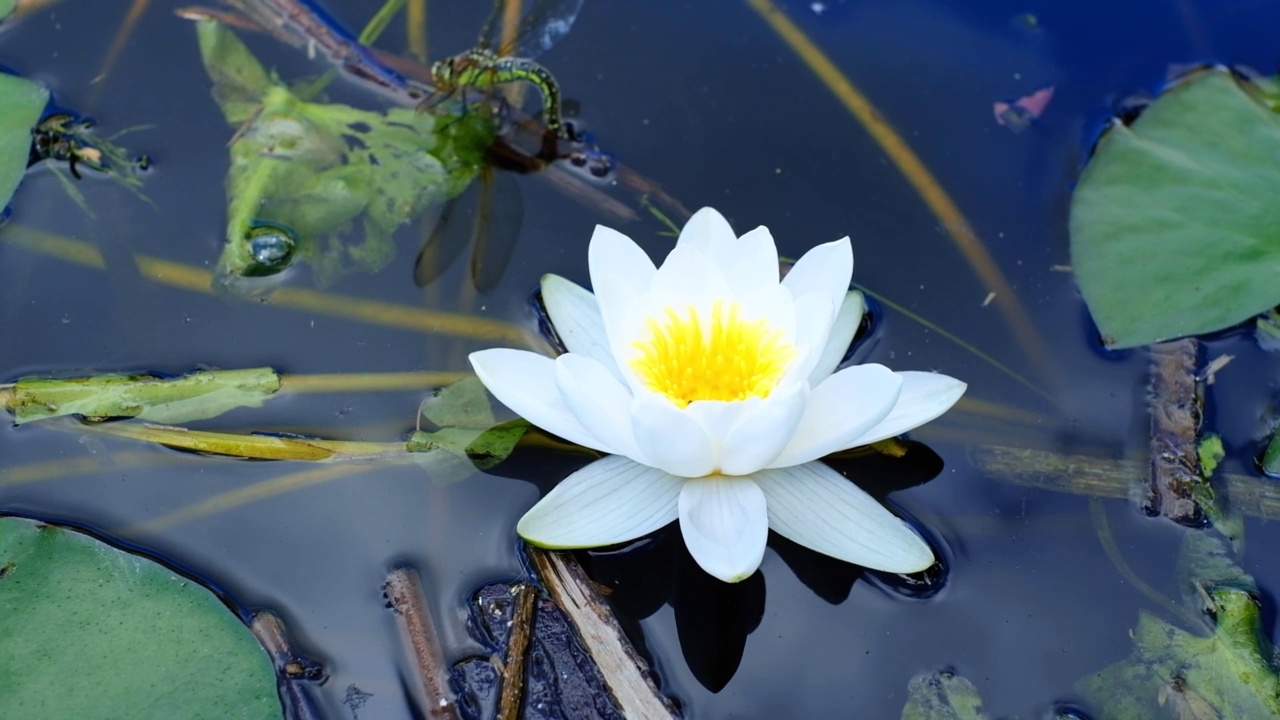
xmin=629 ymin=300 xmax=795 ymax=408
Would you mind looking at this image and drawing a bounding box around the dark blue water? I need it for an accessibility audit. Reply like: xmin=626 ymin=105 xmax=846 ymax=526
xmin=4 ymin=1 xmax=1280 ymax=717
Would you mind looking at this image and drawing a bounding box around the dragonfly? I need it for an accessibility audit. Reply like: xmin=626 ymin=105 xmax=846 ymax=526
xmin=425 ymin=0 xmax=585 ymax=144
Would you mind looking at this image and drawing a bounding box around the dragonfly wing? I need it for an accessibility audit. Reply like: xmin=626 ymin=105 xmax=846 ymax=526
xmin=414 ymin=191 xmax=473 ymax=288
xmin=486 ymin=0 xmax=585 ymax=59
xmin=469 ymin=167 xmax=524 ymax=293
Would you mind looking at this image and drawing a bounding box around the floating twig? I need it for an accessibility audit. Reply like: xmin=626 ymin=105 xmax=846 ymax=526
xmin=250 ymin=611 xmax=326 ymax=720
xmin=384 ymin=567 xmax=459 ymax=720
xmin=1148 ymin=338 xmax=1209 ymax=525
xmin=496 ymin=583 xmax=536 ymax=720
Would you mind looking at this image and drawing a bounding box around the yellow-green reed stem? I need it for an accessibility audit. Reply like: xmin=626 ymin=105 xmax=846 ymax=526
xmin=407 ymin=0 xmax=428 ymax=62
xmin=121 ymin=464 xmax=370 ymax=536
xmin=0 ymin=225 xmax=529 ymax=344
xmin=857 ymin=283 xmax=1055 ymax=405
xmin=359 ymin=0 xmax=406 ymax=45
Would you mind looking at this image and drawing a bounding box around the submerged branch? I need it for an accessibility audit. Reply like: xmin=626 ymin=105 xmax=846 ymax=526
xmin=973 ymin=445 xmax=1280 ymax=521
xmin=384 ymin=568 xmax=459 ymax=720
xmin=529 ymin=548 xmax=679 ymax=719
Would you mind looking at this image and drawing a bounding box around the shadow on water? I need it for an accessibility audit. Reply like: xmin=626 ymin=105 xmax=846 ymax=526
xmin=5 ymin=0 xmax=1280 ymax=717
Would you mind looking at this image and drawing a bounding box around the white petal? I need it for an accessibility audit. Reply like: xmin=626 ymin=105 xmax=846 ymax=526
xmin=767 ymin=364 xmax=902 ymax=468
xmin=676 ymin=207 xmax=737 ymax=254
xmin=678 ymin=476 xmax=769 ymax=582
xmin=469 ymin=349 xmax=614 ymax=453
xmin=754 ymin=462 xmax=934 ymax=572
xmin=779 ymin=291 xmax=833 ymax=385
xmin=807 ymin=291 xmax=865 ymax=386
xmin=719 ymin=383 xmax=808 ymax=475
xmin=783 ymin=238 xmax=853 ymax=314
xmin=540 ymin=274 xmax=622 ymax=378
xmin=518 ymin=456 xmax=681 ymax=548
xmin=652 ymin=243 xmax=728 ymax=299
xmin=589 ymin=224 xmax=656 ymax=339
xmin=631 ymin=395 xmax=717 ymax=477
xmin=848 ymin=371 xmax=967 ymax=446
xmin=555 ymin=354 xmax=643 ymax=460
xmin=718 ymin=226 xmax=779 ymax=296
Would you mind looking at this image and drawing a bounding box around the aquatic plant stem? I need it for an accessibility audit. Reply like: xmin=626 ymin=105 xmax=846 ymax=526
xmin=745 ymin=0 xmax=1056 ymax=390
xmin=1089 ymin=498 xmax=1202 ymax=629
xmin=407 ymin=0 xmax=428 ymax=62
xmin=0 ymin=225 xmax=530 ymax=343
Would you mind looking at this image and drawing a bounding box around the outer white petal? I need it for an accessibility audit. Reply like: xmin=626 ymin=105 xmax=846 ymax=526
xmin=767 ymin=364 xmax=902 ymax=468
xmin=754 ymin=462 xmax=934 ymax=572
xmin=631 ymin=395 xmax=717 ymax=477
xmin=554 ymin=354 xmax=642 ymax=461
xmin=589 ymin=225 xmax=656 ymax=340
xmin=470 ymin=349 xmax=615 ymax=453
xmin=847 ymin=371 xmax=967 ymax=447
xmin=719 ymin=382 xmax=808 ymax=475
xmin=518 ymin=456 xmax=682 ymax=548
xmin=540 ymin=274 xmax=621 ymax=378
xmin=678 ymin=476 xmax=769 ymax=582
xmin=783 ymin=237 xmax=853 ymax=314
xmin=807 ymin=291 xmax=865 ymax=387
xmin=676 ymin=207 xmax=737 ymax=254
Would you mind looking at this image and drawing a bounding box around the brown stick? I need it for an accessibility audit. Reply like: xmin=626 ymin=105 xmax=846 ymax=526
xmin=496 ymin=583 xmax=537 ymax=720
xmin=384 ymin=568 xmax=459 ymax=720
xmin=1147 ymin=338 xmax=1209 ymax=525
xmin=529 ymin=548 xmax=680 ymax=718
xmin=249 ymin=611 xmax=325 ymax=720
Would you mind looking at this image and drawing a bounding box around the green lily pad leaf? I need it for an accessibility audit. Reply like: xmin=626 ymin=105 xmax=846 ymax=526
xmin=1070 ymin=68 xmax=1280 ymax=348
xmin=407 ymin=378 xmax=529 ymax=474
xmin=0 ymin=517 xmax=280 ymax=719
xmin=900 ymin=671 xmax=990 ymax=720
xmin=197 ymin=21 xmax=488 ymax=291
xmin=0 ymin=74 xmax=49 ymax=211
xmin=1078 ymin=534 xmax=1280 ymax=719
xmin=417 ymin=375 xmax=495 ymax=429
xmin=9 ymin=367 xmax=283 ymax=424
xmin=0 ymin=0 xmax=16 ymax=21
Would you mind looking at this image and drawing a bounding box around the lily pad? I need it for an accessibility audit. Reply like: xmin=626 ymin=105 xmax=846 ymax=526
xmin=0 ymin=517 xmax=280 ymax=718
xmin=0 ymin=0 xmax=15 ymax=21
xmin=1077 ymin=533 xmax=1280 ymax=719
xmin=0 ymin=73 xmax=49 ymax=211
xmin=8 ymin=367 xmax=283 ymax=424
xmin=1070 ymin=68 xmax=1280 ymax=348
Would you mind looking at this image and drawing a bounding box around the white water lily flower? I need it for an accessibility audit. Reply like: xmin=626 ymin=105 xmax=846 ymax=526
xmin=470 ymin=208 xmax=966 ymax=582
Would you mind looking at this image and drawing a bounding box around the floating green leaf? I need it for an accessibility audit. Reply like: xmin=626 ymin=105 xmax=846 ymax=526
xmin=409 ymin=377 xmax=528 ymax=471
xmin=900 ymin=671 xmax=990 ymax=720
xmin=0 ymin=74 xmax=49 ymax=211
xmin=7 ymin=367 xmax=282 ymax=424
xmin=196 ymin=20 xmax=490 ymax=291
xmin=0 ymin=517 xmax=280 ymax=719
xmin=1078 ymin=533 xmax=1280 ymax=719
xmin=0 ymin=0 xmax=15 ymax=22
xmin=1070 ymin=68 xmax=1280 ymax=348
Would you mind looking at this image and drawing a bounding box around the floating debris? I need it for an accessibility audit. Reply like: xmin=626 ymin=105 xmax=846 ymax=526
xmin=993 ymin=85 xmax=1054 ymax=132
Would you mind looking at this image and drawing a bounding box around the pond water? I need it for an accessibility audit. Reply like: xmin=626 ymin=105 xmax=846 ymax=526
xmin=4 ymin=0 xmax=1280 ymax=718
